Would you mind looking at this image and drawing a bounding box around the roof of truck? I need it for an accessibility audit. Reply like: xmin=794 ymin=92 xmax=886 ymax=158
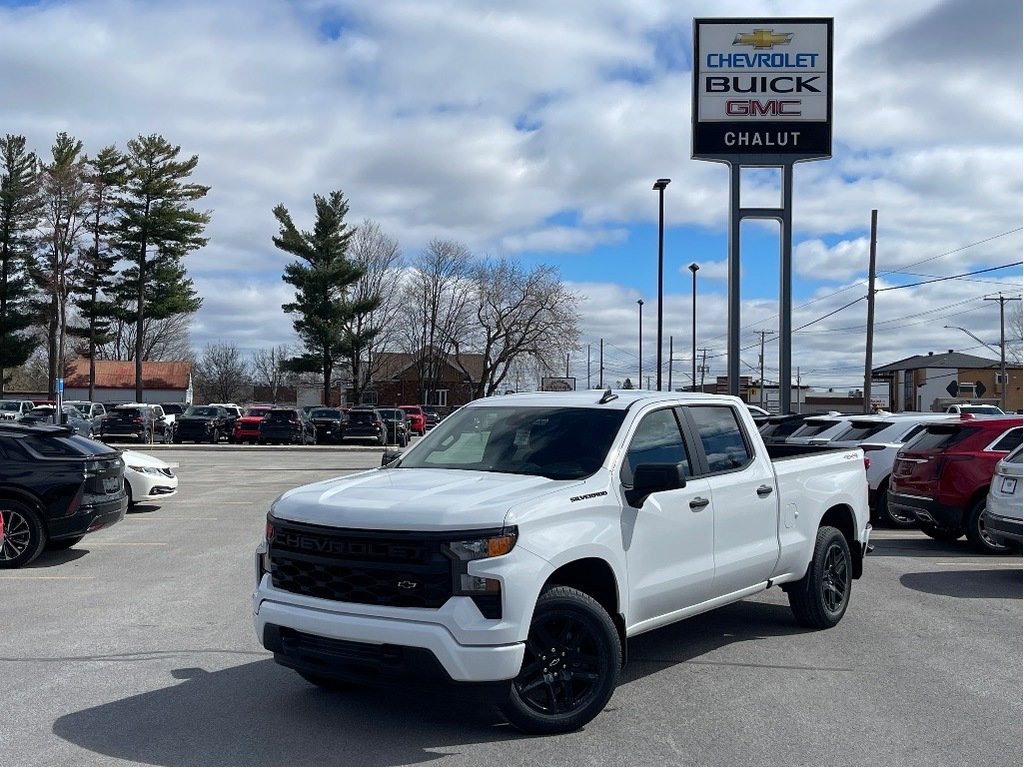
xmin=464 ymin=389 xmax=738 ymax=410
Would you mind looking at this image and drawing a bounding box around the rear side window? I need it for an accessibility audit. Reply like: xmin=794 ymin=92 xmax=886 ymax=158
xmin=789 ymin=419 xmax=840 ymax=438
xmin=989 ymin=427 xmax=1022 ymax=453
xmin=688 ymin=406 xmax=753 ymax=473
xmin=905 ymin=426 xmax=978 ymax=452
xmin=835 ymin=420 xmax=892 ymax=442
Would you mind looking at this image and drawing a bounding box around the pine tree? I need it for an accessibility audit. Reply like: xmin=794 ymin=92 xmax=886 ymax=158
xmin=273 ymin=190 xmax=377 ymax=405
xmin=113 ymin=134 xmax=209 ymax=400
xmin=0 ymin=135 xmax=41 ymax=395
xmin=69 ymin=144 xmax=126 ymax=400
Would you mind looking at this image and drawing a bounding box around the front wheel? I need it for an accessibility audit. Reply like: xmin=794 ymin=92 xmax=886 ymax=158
xmin=787 ymin=526 xmax=852 ymax=629
xmin=499 ymin=585 xmax=620 ymax=735
xmin=965 ymin=499 xmax=1010 ymax=554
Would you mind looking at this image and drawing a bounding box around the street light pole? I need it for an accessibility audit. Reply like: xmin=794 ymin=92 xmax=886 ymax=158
xmin=637 ymin=299 xmax=644 ymax=388
xmin=688 ymin=263 xmax=699 ymax=392
xmin=945 ymin=321 xmax=1014 ymax=410
xmin=653 ymin=178 xmax=670 ymax=391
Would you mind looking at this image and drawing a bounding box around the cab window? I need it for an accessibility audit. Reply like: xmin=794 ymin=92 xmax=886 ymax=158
xmin=620 ymin=409 xmax=691 ymax=485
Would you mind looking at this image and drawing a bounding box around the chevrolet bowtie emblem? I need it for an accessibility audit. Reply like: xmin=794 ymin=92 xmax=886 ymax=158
xmin=733 ymin=29 xmax=794 ymax=49
xmin=396 ymin=580 xmax=418 ymax=589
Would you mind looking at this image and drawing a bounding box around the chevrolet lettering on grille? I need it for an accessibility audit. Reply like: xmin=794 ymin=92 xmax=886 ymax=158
xmin=279 ymin=532 xmax=421 ymax=560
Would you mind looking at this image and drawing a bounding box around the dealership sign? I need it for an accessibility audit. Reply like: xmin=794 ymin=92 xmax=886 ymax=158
xmin=692 ymin=18 xmax=833 ymax=161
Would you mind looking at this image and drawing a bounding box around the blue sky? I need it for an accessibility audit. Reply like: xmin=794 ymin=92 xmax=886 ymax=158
xmin=1 ymin=0 xmax=1020 ymax=391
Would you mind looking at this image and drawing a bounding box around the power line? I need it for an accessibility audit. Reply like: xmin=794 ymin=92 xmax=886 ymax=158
xmin=876 ymin=262 xmax=1023 ymax=292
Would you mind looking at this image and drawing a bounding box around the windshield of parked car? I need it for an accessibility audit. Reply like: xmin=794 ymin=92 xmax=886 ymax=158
xmin=0 ymin=401 xmax=23 ymax=411
xmin=244 ymin=407 xmax=271 ymax=417
xmin=185 ymin=407 xmax=220 ymax=418
xmin=834 ymin=420 xmax=893 ymax=442
xmin=788 ymin=419 xmax=842 ymax=438
xmin=956 ymin=405 xmax=1004 ymax=415
xmin=310 ymin=409 xmax=341 ymax=419
xmin=396 ymin=406 xmax=626 ymax=480
xmin=266 ymin=410 xmax=298 ymax=421
xmin=162 ymin=404 xmax=184 ymax=415
xmin=378 ymin=409 xmax=403 ymax=420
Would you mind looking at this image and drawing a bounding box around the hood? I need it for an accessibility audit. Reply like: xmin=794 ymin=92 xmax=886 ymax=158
xmin=120 ymin=449 xmax=169 ymax=469
xmin=271 ymin=467 xmax=573 ymax=531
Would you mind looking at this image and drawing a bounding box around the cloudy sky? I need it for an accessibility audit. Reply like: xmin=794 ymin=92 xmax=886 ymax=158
xmin=1 ymin=0 xmax=1021 ymax=392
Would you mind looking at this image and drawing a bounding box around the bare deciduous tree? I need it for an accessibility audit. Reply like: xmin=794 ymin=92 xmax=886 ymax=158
xmin=251 ymin=344 xmax=292 ymax=404
xmin=452 ymin=259 xmax=580 ymax=398
xmin=399 ymin=239 xmax=473 ymax=402
xmin=94 ymin=312 xmax=194 ymax=362
xmin=345 ymin=219 xmax=403 ymax=402
xmin=1007 ymin=301 xmax=1022 ymax=366
xmin=194 ymin=341 xmax=250 ymax=403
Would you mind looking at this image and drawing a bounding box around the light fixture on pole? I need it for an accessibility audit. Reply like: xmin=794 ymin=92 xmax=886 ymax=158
xmin=944 ymin=324 xmax=1006 ymax=409
xmin=688 ymin=263 xmax=699 ymax=392
xmin=653 ymin=178 xmax=671 ymax=391
xmin=637 ymin=299 xmax=644 ymax=388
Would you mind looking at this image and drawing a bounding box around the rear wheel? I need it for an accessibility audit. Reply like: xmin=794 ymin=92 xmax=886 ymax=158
xmin=0 ymin=500 xmax=47 ymax=569
xmin=965 ymin=498 xmax=1010 ymax=554
xmin=919 ymin=522 xmax=963 ymax=541
xmin=788 ymin=526 xmax=852 ymax=629
xmin=499 ymin=585 xmax=620 ymax=734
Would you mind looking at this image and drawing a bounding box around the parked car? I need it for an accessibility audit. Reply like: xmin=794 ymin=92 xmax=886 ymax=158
xmin=64 ymin=400 xmax=107 ymax=432
xmin=341 ymin=407 xmax=387 ymax=445
xmin=258 ymin=409 xmax=314 ymax=446
xmin=983 ymin=444 xmax=1023 ymax=547
xmin=758 ymin=413 xmax=825 ymax=445
xmin=888 ymin=415 xmax=1023 ymax=553
xmin=208 ymin=403 xmax=243 ymax=440
xmin=173 ymin=405 xmax=233 ymax=444
xmin=828 ymin=413 xmax=959 ymax=527
xmin=945 ymin=403 xmax=1004 ymax=415
xmin=308 ymin=407 xmax=346 ymax=445
xmin=122 ymin=449 xmax=179 ymax=507
xmin=0 ymin=400 xmax=35 ymax=421
xmin=399 ymin=404 xmax=427 ymax=436
xmin=27 ymin=404 xmax=96 ymax=437
xmin=376 ymin=407 xmax=411 ymax=447
xmin=784 ymin=412 xmax=858 ymax=445
xmin=254 ymin=390 xmax=871 ymax=734
xmin=159 ymin=402 xmax=186 ymax=433
xmin=421 ymin=404 xmax=443 ymax=430
xmin=233 ymin=405 xmax=275 ymax=444
xmin=746 ymin=404 xmax=771 ymax=426
xmin=0 ymin=421 xmax=127 ymax=568
xmin=99 ymin=404 xmax=170 ymax=444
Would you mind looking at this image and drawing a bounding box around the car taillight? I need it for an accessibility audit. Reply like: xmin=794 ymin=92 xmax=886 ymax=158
xmin=373 ymin=420 xmax=382 ymax=427
xmin=290 ymin=419 xmax=301 ymax=426
xmin=132 ymin=417 xmax=143 ymax=425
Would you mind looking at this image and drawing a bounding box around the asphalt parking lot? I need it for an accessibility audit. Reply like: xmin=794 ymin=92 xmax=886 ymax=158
xmin=2 ymin=446 xmax=1021 ymax=766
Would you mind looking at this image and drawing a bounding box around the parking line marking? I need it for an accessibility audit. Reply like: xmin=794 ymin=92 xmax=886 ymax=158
xmin=129 ymin=517 xmax=219 ymax=521
xmin=0 ymin=575 xmax=95 ymax=580
xmin=935 ymin=561 xmax=1021 ymax=567
xmin=84 ymin=542 xmax=167 ymax=546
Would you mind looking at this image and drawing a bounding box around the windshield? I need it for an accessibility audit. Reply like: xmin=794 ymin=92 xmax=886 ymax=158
xmin=397 ymin=406 xmax=626 ymax=480
xmin=0 ymin=401 xmax=23 ymax=411
xmin=310 ymin=409 xmax=340 ymax=418
xmin=185 ymin=407 xmax=219 ymax=417
xmin=789 ymin=419 xmax=842 ymax=438
xmin=958 ymin=405 xmax=1004 ymax=415
xmin=245 ymin=407 xmax=271 ymax=417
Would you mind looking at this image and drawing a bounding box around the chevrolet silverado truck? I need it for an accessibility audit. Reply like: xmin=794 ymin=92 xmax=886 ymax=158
xmin=253 ymin=390 xmax=871 ymax=734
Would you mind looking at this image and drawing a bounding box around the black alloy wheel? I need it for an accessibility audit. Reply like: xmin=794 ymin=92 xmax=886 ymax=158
xmin=500 ymin=585 xmax=620 ymax=734
xmin=787 ymin=525 xmax=852 ymax=629
xmin=0 ymin=500 xmax=47 ymax=569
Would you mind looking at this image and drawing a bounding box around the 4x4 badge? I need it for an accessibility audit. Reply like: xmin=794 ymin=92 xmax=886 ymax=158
xmin=396 ymin=581 xmax=418 ymax=589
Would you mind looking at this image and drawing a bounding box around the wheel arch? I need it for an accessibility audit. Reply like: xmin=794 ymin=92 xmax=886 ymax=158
xmin=542 ymin=557 xmax=627 ymax=665
xmin=819 ymin=504 xmax=862 ymax=579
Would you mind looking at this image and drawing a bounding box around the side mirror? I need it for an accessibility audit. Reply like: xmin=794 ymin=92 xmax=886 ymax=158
xmin=381 ymin=448 xmax=403 ymax=467
xmin=626 ymin=462 xmax=685 ymax=507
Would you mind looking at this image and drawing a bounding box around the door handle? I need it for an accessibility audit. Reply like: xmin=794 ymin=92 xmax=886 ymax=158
xmin=756 ymin=485 xmax=774 ymax=498
xmin=689 ymin=496 xmax=710 ymax=510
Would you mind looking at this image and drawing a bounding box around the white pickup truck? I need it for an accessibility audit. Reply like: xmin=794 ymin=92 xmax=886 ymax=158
xmin=253 ymin=390 xmax=871 ymax=733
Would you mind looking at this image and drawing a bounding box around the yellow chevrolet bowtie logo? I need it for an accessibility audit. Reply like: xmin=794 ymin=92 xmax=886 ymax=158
xmin=733 ymin=29 xmax=794 ymax=49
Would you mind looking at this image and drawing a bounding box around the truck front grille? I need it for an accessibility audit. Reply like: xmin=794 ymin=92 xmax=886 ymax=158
xmin=268 ymin=520 xmax=454 ymax=609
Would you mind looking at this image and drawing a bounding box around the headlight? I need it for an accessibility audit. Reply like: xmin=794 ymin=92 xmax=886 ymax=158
xmin=127 ymin=465 xmax=163 ymax=475
xmin=447 ymin=529 xmax=518 ymax=561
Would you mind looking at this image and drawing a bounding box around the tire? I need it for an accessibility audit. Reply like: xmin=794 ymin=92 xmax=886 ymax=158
xmin=878 ymin=481 xmax=915 ymax=528
xmin=499 ymin=585 xmax=620 ymax=735
xmin=0 ymin=500 xmax=47 ymax=569
xmin=788 ymin=526 xmax=852 ymax=630
xmin=965 ymin=499 xmax=1011 ymax=554
xmin=46 ymin=535 xmax=85 ymax=551
xmin=209 ymin=429 xmax=219 ymax=445
xmin=919 ymin=522 xmax=963 ymax=541
xmin=125 ymin=480 xmax=135 ymax=509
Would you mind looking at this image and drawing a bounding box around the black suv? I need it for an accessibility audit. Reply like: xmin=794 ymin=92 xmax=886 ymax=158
xmin=259 ymin=409 xmax=314 ymax=445
xmin=343 ymin=407 xmax=387 ymax=445
xmin=0 ymin=422 xmax=127 ymax=568
xmin=308 ymin=407 xmax=346 ymax=445
xmin=100 ymin=404 xmax=170 ymax=444
xmin=173 ymin=405 xmax=233 ymax=444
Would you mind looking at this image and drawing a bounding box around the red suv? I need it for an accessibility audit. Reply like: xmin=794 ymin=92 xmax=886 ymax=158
xmin=399 ymin=405 xmax=426 ymax=436
xmin=888 ymin=415 xmax=1022 ymax=553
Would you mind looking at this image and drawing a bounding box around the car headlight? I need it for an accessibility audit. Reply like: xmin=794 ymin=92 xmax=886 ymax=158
xmin=446 ymin=528 xmax=517 ymax=598
xmin=127 ymin=465 xmax=164 ymax=475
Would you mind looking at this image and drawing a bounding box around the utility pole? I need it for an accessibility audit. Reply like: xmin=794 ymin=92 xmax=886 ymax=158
xmin=754 ymin=330 xmax=775 ymax=409
xmin=985 ymin=294 xmax=1022 ymax=412
xmin=668 ymin=336 xmax=674 ymax=391
xmin=796 ymin=366 xmax=802 ymax=414
xmin=587 ymin=344 xmax=591 ymax=389
xmin=863 ymin=209 xmax=878 ymax=413
xmin=599 ymin=339 xmax=604 ymax=388
xmin=698 ymin=348 xmax=709 ymax=391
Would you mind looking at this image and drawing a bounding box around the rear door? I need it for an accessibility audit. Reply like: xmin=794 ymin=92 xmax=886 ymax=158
xmin=682 ymin=404 xmax=780 ymax=595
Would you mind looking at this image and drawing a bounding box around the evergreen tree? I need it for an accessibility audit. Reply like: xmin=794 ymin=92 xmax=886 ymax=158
xmin=33 ymin=132 xmax=88 ymax=398
xmin=0 ymin=135 xmax=41 ymax=395
xmin=273 ymin=190 xmax=377 ymax=405
xmin=69 ymin=144 xmax=126 ymax=400
xmin=113 ymin=134 xmax=209 ymax=400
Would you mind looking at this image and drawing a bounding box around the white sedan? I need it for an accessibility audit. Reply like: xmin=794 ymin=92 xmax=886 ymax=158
xmin=122 ymin=449 xmax=178 ymax=506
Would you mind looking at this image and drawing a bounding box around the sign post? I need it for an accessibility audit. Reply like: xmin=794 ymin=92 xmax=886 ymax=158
xmin=693 ymin=17 xmax=833 ymax=412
